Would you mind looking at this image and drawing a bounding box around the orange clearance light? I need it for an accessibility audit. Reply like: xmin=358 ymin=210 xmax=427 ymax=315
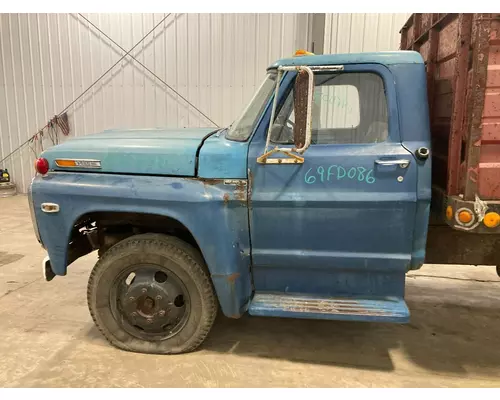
xmin=294 ymin=49 xmax=314 ymax=57
xmin=55 ymin=159 xmax=77 ymax=167
xmin=446 ymin=206 xmax=453 ymax=220
xmin=483 ymin=212 xmax=500 ymax=228
xmin=458 ymin=210 xmax=473 ymax=224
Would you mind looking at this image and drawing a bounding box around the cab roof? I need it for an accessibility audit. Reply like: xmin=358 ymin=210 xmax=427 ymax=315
xmin=267 ymin=51 xmax=424 ymax=70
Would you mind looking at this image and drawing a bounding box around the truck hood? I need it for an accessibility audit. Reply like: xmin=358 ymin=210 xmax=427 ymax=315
xmin=42 ymin=128 xmax=217 ymax=176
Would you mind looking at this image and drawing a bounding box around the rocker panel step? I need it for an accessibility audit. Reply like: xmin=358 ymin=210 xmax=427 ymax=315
xmin=249 ymin=293 xmax=409 ymax=323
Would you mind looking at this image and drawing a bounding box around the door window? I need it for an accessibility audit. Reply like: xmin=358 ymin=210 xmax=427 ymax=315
xmin=270 ymin=72 xmax=389 ymax=145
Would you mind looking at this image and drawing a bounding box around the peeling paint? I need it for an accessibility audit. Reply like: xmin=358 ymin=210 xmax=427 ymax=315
xmin=247 ymin=169 xmax=254 ymax=209
xmin=197 ymin=178 xmax=225 ymax=186
xmin=234 ymin=181 xmax=247 ymax=204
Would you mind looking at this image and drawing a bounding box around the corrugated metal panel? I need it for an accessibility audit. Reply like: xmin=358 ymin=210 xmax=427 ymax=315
xmin=320 ymin=14 xmax=411 ymax=135
xmin=0 ymin=13 xmax=312 ymax=193
xmin=324 ymin=13 xmax=411 ymax=53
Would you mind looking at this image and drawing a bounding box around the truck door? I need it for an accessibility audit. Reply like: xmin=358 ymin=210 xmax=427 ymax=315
xmin=247 ymin=64 xmax=419 ymax=299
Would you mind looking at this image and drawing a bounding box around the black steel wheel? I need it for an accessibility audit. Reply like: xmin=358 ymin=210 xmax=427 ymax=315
xmin=111 ymin=265 xmax=190 ymax=341
xmin=87 ymin=233 xmax=217 ymax=354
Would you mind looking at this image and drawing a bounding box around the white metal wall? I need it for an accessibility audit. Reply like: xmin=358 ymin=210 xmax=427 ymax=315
xmin=323 ymin=13 xmax=410 ymax=53
xmin=318 ymin=13 xmax=411 ymax=133
xmin=0 ymin=13 xmax=312 ymax=193
xmin=0 ymin=13 xmax=410 ymax=193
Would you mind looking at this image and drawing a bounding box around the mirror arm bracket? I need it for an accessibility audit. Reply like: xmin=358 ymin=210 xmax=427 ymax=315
xmin=256 ymin=146 xmax=305 ymax=164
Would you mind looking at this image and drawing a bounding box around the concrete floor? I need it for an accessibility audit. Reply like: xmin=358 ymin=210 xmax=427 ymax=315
xmin=1 ymin=195 xmax=500 ymax=388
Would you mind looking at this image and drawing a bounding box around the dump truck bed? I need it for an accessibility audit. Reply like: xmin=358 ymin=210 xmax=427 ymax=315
xmin=400 ymin=13 xmax=500 ymax=201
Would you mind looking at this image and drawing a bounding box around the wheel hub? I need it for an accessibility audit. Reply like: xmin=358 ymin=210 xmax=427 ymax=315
xmin=137 ymin=295 xmax=156 ymax=317
xmin=116 ymin=267 xmax=188 ymax=338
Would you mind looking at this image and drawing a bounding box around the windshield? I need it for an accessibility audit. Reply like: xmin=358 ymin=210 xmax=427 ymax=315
xmin=226 ymin=72 xmax=277 ymax=141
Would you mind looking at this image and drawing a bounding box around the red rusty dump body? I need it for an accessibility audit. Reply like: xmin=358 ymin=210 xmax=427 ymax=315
xmin=401 ymin=14 xmax=500 ymax=201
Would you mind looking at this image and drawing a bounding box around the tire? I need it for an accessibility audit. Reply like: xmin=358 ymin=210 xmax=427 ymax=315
xmin=87 ymin=233 xmax=217 ymax=354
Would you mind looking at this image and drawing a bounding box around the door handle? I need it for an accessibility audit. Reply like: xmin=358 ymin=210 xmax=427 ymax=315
xmin=375 ymin=159 xmax=410 ymax=169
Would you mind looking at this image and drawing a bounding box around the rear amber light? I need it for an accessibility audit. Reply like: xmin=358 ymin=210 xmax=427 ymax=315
xmin=34 ymin=158 xmax=49 ymax=175
xmin=483 ymin=212 xmax=500 ymax=228
xmin=458 ymin=210 xmax=473 ymax=224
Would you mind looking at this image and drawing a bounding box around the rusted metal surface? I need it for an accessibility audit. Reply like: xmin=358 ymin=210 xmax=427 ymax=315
xmin=437 ymin=18 xmax=459 ymax=62
xmin=400 ymin=13 xmax=458 ymax=50
xmin=426 ymin=25 xmax=439 ymax=124
xmin=196 ymin=178 xmax=248 ymax=206
xmin=412 ymin=13 xmax=421 ymax=51
xmin=421 ymin=13 xmax=433 ymax=34
xmin=226 ymin=272 xmax=241 ymax=283
xmin=475 ymin=17 xmax=500 ymax=199
xmin=400 ymin=16 xmax=415 ymax=50
xmin=401 ymin=14 xmax=500 ymax=202
xmin=465 ymin=14 xmax=493 ymax=200
xmin=247 ymin=169 xmax=253 ymax=210
xmin=212 ymin=271 xmax=245 ymax=319
xmin=447 ymin=14 xmax=473 ymax=196
xmin=223 ymin=179 xmax=247 ymax=205
xmin=399 ymin=19 xmax=408 ymax=49
xmin=197 ymin=178 xmax=225 ymax=186
xmin=234 ymin=180 xmax=247 ymax=204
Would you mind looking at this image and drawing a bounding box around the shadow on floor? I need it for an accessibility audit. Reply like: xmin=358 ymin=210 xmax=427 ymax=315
xmin=201 ymin=282 xmax=500 ymax=375
xmin=0 ymin=251 xmax=24 ymax=267
xmin=203 ymin=313 xmax=398 ymax=371
xmin=85 ymin=281 xmax=500 ymax=377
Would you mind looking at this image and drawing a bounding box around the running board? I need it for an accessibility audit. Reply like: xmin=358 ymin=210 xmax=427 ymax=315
xmin=249 ymin=293 xmax=409 ymax=323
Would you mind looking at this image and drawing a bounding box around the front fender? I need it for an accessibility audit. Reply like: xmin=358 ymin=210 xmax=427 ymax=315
xmin=31 ymin=172 xmax=251 ymax=318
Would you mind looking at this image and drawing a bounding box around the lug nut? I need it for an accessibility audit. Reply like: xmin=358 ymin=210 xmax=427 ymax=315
xmin=129 ymin=296 xmax=135 ymax=301
xmin=158 ymin=310 xmax=165 ymax=317
xmin=156 ymin=295 xmax=162 ymax=301
xmin=131 ymin=312 xmax=137 ymax=317
xmin=141 ymin=288 xmax=147 ymax=293
xmin=146 ymin=318 xmax=153 ymax=324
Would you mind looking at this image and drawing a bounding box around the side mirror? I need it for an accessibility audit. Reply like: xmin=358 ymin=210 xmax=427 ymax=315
xmin=293 ymin=70 xmax=312 ymax=152
xmin=257 ymin=65 xmax=314 ymax=165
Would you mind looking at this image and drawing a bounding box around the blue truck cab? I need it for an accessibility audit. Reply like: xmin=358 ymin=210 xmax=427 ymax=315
xmin=28 ymin=51 xmax=431 ymax=354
